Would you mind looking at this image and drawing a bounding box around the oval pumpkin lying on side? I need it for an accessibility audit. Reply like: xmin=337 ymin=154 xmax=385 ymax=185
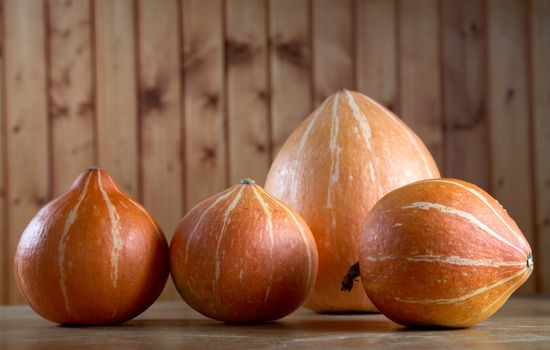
xmin=347 ymin=178 xmax=533 ymax=328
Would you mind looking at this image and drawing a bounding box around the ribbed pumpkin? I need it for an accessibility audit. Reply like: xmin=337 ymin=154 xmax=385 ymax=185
xmin=14 ymin=168 xmax=169 ymax=325
xmin=265 ymin=89 xmax=440 ymax=312
xmin=170 ymin=179 xmax=318 ymax=323
xmin=358 ymin=178 xmax=533 ymax=327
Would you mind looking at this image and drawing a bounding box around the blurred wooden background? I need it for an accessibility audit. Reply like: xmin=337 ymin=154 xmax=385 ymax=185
xmin=0 ymin=0 xmax=548 ymax=304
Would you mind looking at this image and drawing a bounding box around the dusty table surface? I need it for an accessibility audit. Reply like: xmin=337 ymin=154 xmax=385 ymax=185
xmin=1 ymin=297 xmax=549 ymax=349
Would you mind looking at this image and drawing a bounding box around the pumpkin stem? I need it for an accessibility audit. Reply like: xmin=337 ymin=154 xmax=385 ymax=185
xmin=527 ymin=251 xmax=534 ymax=269
xmin=341 ymin=261 xmax=361 ymax=292
xmin=87 ymin=166 xmax=102 ymax=171
xmin=240 ymin=178 xmax=256 ymax=185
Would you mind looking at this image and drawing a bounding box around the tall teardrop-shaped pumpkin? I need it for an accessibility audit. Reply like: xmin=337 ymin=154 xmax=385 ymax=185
xmin=14 ymin=168 xmax=169 ymax=325
xmin=265 ymin=90 xmax=440 ymax=312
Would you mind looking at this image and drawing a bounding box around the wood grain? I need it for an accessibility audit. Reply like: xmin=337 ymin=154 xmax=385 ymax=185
xmin=398 ymin=0 xmax=444 ymax=169
xmin=1 ymin=298 xmax=550 ymax=348
xmin=137 ymin=0 xmax=183 ymax=300
xmin=441 ymin=0 xmax=490 ymax=190
xmin=531 ymin=0 xmax=550 ymax=293
xmin=182 ymin=0 xmax=227 ymax=208
xmin=269 ymin=0 xmax=312 ymax=156
xmin=312 ymin=0 xmax=354 ymax=104
xmin=487 ymin=0 xmax=534 ymax=293
xmin=356 ymin=0 xmax=398 ymax=112
xmin=48 ymin=0 xmax=95 ymax=196
xmin=0 ymin=0 xmax=549 ymax=303
xmin=94 ymin=0 xmax=139 ymax=198
xmin=3 ymin=0 xmax=49 ymax=304
xmin=226 ymin=0 xmax=270 ymax=185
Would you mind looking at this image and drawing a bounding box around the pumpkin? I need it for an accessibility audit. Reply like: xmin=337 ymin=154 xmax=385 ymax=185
xmin=265 ymin=89 xmax=440 ymax=312
xmin=14 ymin=168 xmax=169 ymax=325
xmin=170 ymin=178 xmax=318 ymax=323
xmin=350 ymin=178 xmax=533 ymax=327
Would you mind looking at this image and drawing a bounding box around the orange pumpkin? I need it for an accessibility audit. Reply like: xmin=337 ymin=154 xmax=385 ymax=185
xmin=265 ymin=89 xmax=439 ymax=312
xmin=357 ymin=178 xmax=533 ymax=327
xmin=14 ymin=168 xmax=169 ymax=325
xmin=170 ymin=179 xmax=318 ymax=323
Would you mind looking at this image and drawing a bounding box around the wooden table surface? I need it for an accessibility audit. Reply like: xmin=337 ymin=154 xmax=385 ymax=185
xmin=1 ymin=297 xmax=549 ymax=349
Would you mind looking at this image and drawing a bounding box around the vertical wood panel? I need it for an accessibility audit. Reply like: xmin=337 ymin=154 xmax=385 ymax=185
xmin=48 ymin=0 xmax=94 ymax=196
xmin=137 ymin=0 xmax=183 ymax=299
xmin=226 ymin=0 xmax=270 ymax=185
xmin=531 ymin=0 xmax=550 ymax=293
xmin=356 ymin=0 xmax=398 ymax=112
xmin=0 ymin=0 xmax=5 ymax=303
xmin=4 ymin=0 xmax=49 ymax=303
xmin=312 ymin=0 xmax=354 ymax=104
xmin=182 ymin=0 xmax=227 ymax=208
xmin=95 ymin=0 xmax=139 ymax=198
xmin=269 ymin=0 xmax=311 ymax=155
xmin=442 ymin=0 xmax=490 ymax=190
xmin=487 ymin=0 xmax=535 ymax=292
xmin=398 ymin=0 xmax=444 ymax=169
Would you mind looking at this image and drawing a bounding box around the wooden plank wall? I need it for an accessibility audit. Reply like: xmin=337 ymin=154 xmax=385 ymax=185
xmin=0 ymin=0 xmax=548 ymax=304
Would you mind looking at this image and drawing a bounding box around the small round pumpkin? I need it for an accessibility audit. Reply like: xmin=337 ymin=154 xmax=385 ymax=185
xmin=356 ymin=178 xmax=533 ymax=327
xmin=14 ymin=168 xmax=169 ymax=325
xmin=170 ymin=179 xmax=318 ymax=323
xmin=265 ymin=89 xmax=439 ymax=312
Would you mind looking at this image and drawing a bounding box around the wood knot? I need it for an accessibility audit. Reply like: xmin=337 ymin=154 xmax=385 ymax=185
xmin=274 ymin=39 xmax=307 ymax=68
xmin=506 ymin=88 xmax=515 ymax=102
xmin=450 ymin=104 xmax=485 ymax=130
xmin=470 ymin=21 xmax=480 ymax=35
xmin=204 ymin=94 xmax=219 ymax=109
xmin=141 ymin=87 xmax=165 ymax=114
xmin=226 ymin=39 xmax=253 ymax=64
xmin=202 ymin=146 xmax=217 ymax=161
xmin=258 ymin=90 xmax=270 ymax=102
xmin=50 ymin=103 xmax=70 ymax=119
xmin=255 ymin=143 xmax=266 ymax=153
xmin=77 ymin=101 xmax=93 ymax=117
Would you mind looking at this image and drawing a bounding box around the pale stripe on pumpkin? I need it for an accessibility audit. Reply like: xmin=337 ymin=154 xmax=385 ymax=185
xmin=394 ymin=268 xmax=526 ymax=305
xmin=98 ymin=172 xmax=123 ymax=289
xmin=344 ymin=90 xmax=372 ymax=151
xmin=252 ymin=186 xmax=274 ymax=303
xmin=425 ymin=179 xmax=529 ymax=251
xmin=214 ymin=186 xmax=244 ymax=289
xmin=452 ymin=269 xmax=529 ymax=326
xmin=327 ymin=92 xmax=341 ymax=229
xmin=478 ymin=269 xmax=529 ymax=315
xmin=366 ymin=254 xmax=525 ymax=267
xmin=401 ymin=201 xmax=524 ymax=255
xmin=407 ymin=255 xmax=526 ymax=267
xmin=58 ymin=171 xmax=93 ymax=313
xmin=184 ymin=186 xmax=237 ymax=264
